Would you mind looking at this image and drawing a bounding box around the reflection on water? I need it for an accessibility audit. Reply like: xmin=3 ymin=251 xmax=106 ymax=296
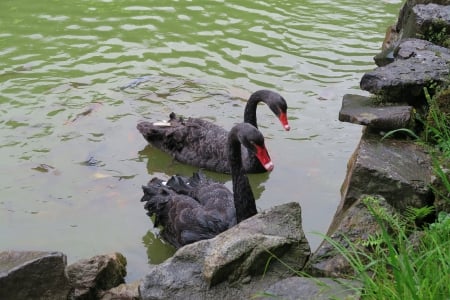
xmin=0 ymin=0 xmax=403 ymax=281
xmin=142 ymin=230 xmax=176 ymax=265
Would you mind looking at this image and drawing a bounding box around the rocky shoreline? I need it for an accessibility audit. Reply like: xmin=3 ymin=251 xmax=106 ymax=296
xmin=2 ymin=1 xmax=450 ymax=299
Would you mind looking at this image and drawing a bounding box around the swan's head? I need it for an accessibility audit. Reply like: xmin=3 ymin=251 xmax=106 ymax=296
xmin=271 ymin=97 xmax=290 ymax=131
xmin=257 ymin=90 xmax=291 ymax=131
xmin=235 ymin=123 xmax=274 ymax=172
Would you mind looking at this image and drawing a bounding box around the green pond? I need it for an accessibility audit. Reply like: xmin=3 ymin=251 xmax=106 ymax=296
xmin=0 ymin=0 xmax=402 ymax=281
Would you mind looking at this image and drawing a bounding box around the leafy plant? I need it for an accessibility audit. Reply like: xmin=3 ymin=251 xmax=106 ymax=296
xmin=419 ymin=19 xmax=450 ymax=48
xmin=324 ymin=196 xmax=449 ymax=299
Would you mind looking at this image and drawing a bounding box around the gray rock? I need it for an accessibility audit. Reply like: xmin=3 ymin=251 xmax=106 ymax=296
xmin=377 ymin=1 xmax=450 ymax=66
xmin=339 ymin=94 xmax=414 ymax=130
xmin=395 ymin=38 xmax=450 ymax=60
xmin=139 ymin=202 xmax=311 ymax=300
xmin=403 ymin=3 xmax=450 ymax=41
xmin=259 ymin=276 xmax=362 ymax=300
xmin=0 ymin=250 xmax=72 ymax=300
xmin=397 ymin=1 xmax=450 ymax=38
xmin=361 ymin=39 xmax=450 ymax=104
xmin=67 ymin=252 xmax=127 ymax=299
xmin=432 ymin=162 xmax=450 ymax=214
xmin=309 ymin=196 xmax=397 ymax=277
xmin=99 ymin=280 xmax=141 ymax=300
xmin=338 ymin=130 xmax=433 ymax=217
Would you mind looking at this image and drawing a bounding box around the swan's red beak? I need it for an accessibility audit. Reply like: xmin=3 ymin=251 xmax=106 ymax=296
xmin=278 ymin=112 xmax=290 ymax=131
xmin=255 ymin=144 xmax=274 ymax=171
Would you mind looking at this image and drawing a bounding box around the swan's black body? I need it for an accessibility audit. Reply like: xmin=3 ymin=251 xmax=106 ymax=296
xmin=140 ymin=123 xmax=273 ymax=248
xmin=137 ymin=90 xmax=289 ymax=173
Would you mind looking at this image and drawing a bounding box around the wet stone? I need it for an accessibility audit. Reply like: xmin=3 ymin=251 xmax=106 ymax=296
xmin=361 ymin=38 xmax=450 ymax=105
xmin=339 ymin=94 xmax=414 ymax=130
xmin=0 ymin=251 xmax=72 ymax=300
xmin=339 ymin=130 xmax=433 ymax=214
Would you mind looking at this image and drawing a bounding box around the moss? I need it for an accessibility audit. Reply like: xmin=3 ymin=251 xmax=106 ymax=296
xmin=431 ymin=157 xmax=450 ymax=214
xmin=419 ymin=19 xmax=450 ymax=48
xmin=433 ymin=87 xmax=450 ymax=115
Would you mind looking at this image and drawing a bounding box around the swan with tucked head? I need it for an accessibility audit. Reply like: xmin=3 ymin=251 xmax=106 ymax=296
xmin=140 ymin=122 xmax=273 ymax=248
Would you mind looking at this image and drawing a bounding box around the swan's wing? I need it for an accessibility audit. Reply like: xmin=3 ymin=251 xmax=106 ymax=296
xmin=167 ymin=172 xmax=236 ymax=221
xmin=137 ymin=114 xmax=231 ymax=173
xmin=141 ymin=176 xmax=235 ymax=248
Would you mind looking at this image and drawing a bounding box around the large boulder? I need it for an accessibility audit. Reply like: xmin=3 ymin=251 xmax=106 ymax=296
xmin=308 ymin=196 xmax=397 ymax=277
xmin=66 ymin=252 xmax=127 ymax=299
xmin=339 ymin=94 xmax=414 ymax=130
xmin=400 ymin=2 xmax=450 ymax=41
xmin=335 ymin=130 xmax=433 ymax=227
xmin=0 ymin=251 xmax=72 ymax=300
xmin=362 ymin=39 xmax=450 ymax=105
xmin=139 ymin=202 xmax=311 ymax=300
xmin=379 ymin=1 xmax=450 ymax=65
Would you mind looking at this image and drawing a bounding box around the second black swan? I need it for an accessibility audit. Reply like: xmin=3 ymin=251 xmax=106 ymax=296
xmin=140 ymin=122 xmax=273 ymax=248
xmin=137 ymin=89 xmax=289 ymax=173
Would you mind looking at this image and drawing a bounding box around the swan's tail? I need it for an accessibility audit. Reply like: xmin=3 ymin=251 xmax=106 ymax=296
xmin=137 ymin=113 xmax=184 ymax=150
xmin=165 ymin=174 xmax=192 ymax=194
xmin=166 ymin=171 xmax=214 ymax=196
xmin=141 ymin=177 xmax=171 ymax=227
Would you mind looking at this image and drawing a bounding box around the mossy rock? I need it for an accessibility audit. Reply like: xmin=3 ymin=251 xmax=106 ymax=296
xmin=432 ymin=158 xmax=450 ymax=215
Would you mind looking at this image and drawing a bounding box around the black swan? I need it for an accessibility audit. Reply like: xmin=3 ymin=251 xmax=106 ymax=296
xmin=137 ymin=89 xmax=289 ymax=173
xmin=140 ymin=122 xmax=273 ymax=248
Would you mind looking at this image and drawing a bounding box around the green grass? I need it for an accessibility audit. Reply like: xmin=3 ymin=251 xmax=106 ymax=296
xmin=324 ymin=197 xmax=450 ymax=299
xmin=326 ymin=86 xmax=450 ymax=299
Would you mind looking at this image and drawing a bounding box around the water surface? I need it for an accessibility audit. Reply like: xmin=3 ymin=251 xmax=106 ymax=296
xmin=0 ymin=0 xmax=402 ymax=281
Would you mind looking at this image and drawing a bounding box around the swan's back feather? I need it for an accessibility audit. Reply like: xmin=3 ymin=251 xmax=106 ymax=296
xmin=141 ymin=172 xmax=237 ymax=248
xmin=137 ymin=114 xmax=233 ymax=173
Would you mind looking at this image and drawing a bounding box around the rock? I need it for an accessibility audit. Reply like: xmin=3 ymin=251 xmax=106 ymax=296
xmin=432 ymin=161 xmax=450 ymax=214
xmin=377 ymin=1 xmax=450 ymax=66
xmin=397 ymin=1 xmax=450 ymax=39
xmin=361 ymin=39 xmax=450 ymax=105
xmin=308 ymin=196 xmax=397 ymax=277
xmin=139 ymin=202 xmax=311 ymax=300
xmin=339 ymin=94 xmax=414 ymax=130
xmin=257 ymin=276 xmax=362 ymax=300
xmin=337 ymin=130 xmax=433 ymax=220
xmin=67 ymin=252 xmax=127 ymax=299
xmin=99 ymin=281 xmax=141 ymax=300
xmin=0 ymin=251 xmax=71 ymax=300
xmin=403 ymin=3 xmax=450 ymax=42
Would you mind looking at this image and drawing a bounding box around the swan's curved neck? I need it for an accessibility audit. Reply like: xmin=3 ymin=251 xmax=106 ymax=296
xmin=243 ymin=93 xmax=262 ymax=128
xmin=228 ymin=129 xmax=257 ymax=223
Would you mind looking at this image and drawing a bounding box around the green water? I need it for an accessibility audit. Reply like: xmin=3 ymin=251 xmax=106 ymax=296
xmin=0 ymin=0 xmax=402 ymax=281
